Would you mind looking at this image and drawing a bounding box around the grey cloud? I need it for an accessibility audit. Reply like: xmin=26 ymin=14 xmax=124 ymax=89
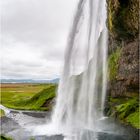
xmin=1 ymin=0 xmax=77 ymax=45
xmin=1 ymin=62 xmax=61 ymax=79
xmin=1 ymin=0 xmax=78 ymax=79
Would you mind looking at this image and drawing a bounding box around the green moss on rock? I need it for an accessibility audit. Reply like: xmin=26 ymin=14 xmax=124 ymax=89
xmin=107 ymin=0 xmax=119 ymax=37
xmin=107 ymin=0 xmax=139 ymax=39
xmin=126 ymin=110 xmax=139 ymax=129
xmin=109 ymin=97 xmax=139 ymax=129
xmin=108 ymin=47 xmax=121 ymax=80
xmin=116 ymin=98 xmax=138 ymax=119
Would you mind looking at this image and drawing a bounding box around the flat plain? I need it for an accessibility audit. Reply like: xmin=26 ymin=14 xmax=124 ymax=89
xmin=0 ymin=83 xmax=57 ymax=111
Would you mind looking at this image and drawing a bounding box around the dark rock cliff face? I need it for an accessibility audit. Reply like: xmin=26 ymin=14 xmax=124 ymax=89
xmin=109 ymin=39 xmax=139 ymax=97
xmin=108 ymin=0 xmax=138 ymax=40
xmin=106 ymin=0 xmax=139 ymax=129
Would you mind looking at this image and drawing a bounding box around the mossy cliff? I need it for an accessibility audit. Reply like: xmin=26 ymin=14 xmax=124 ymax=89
xmin=106 ymin=0 xmax=139 ymax=129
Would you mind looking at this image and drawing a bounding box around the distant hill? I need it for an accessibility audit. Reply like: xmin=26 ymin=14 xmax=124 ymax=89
xmin=0 ymin=78 xmax=59 ymax=84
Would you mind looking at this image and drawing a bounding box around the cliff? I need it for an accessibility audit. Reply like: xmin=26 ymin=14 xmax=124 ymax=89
xmin=106 ymin=0 xmax=139 ymax=129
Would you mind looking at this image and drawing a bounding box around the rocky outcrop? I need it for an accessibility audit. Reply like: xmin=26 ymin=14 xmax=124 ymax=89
xmin=109 ymin=39 xmax=139 ymax=97
xmin=107 ymin=0 xmax=139 ymax=40
xmin=107 ymin=0 xmax=139 ymax=129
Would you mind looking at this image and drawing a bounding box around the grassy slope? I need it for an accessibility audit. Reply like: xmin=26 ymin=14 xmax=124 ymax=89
xmin=1 ymin=83 xmax=57 ymax=111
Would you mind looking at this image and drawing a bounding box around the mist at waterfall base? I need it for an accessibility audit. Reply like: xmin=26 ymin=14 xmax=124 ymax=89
xmin=27 ymin=0 xmax=110 ymax=139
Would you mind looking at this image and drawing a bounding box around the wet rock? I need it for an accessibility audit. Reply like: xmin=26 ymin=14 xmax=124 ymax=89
xmin=22 ymin=112 xmax=49 ymax=118
xmin=118 ymin=40 xmax=139 ymax=89
xmin=34 ymin=135 xmax=64 ymax=140
xmin=107 ymin=0 xmax=139 ymax=39
xmin=0 ymin=116 xmax=20 ymax=134
xmin=109 ymin=39 xmax=139 ymax=97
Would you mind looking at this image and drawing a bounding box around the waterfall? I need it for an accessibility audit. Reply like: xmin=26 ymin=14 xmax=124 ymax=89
xmin=28 ymin=0 xmax=108 ymax=138
xmin=29 ymin=0 xmax=108 ymax=138
xmin=51 ymin=0 xmax=108 ymax=134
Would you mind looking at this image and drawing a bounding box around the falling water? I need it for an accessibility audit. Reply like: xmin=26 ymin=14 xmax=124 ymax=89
xmin=51 ymin=0 xmax=108 ymax=135
xmin=29 ymin=0 xmax=108 ymax=139
xmin=51 ymin=0 xmax=108 ymax=137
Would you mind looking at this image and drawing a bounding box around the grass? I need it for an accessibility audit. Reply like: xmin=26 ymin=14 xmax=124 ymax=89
xmin=108 ymin=95 xmax=139 ymax=129
xmin=108 ymin=47 xmax=121 ymax=80
xmin=126 ymin=110 xmax=139 ymax=129
xmin=116 ymin=98 xmax=139 ymax=129
xmin=1 ymin=83 xmax=48 ymax=104
xmin=0 ymin=83 xmax=57 ymax=111
xmin=0 ymin=109 xmax=5 ymax=117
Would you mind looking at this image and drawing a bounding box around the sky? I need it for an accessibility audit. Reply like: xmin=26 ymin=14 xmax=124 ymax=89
xmin=0 ymin=0 xmax=78 ymax=80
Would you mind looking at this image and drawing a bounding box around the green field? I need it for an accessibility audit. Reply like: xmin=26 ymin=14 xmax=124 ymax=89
xmin=0 ymin=83 xmax=57 ymax=111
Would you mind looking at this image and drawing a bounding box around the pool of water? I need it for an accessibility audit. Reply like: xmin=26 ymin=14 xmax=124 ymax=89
xmin=0 ymin=105 xmax=138 ymax=140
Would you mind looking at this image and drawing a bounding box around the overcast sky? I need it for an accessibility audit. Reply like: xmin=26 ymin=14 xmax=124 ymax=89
xmin=0 ymin=0 xmax=78 ymax=80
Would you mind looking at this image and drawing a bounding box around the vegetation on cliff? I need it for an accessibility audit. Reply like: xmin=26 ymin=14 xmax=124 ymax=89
xmin=108 ymin=47 xmax=121 ymax=80
xmin=116 ymin=98 xmax=139 ymax=128
xmin=107 ymin=0 xmax=138 ymax=39
xmin=108 ymin=97 xmax=139 ymax=129
xmin=107 ymin=0 xmax=139 ymax=129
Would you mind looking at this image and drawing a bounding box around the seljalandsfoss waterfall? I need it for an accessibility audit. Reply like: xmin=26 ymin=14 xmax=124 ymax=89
xmin=50 ymin=0 xmax=108 ymax=139
xmin=1 ymin=0 xmax=139 ymax=139
xmin=52 ymin=0 xmax=108 ymax=130
xmin=19 ymin=0 xmax=136 ymax=139
xmin=30 ymin=0 xmax=108 ymax=138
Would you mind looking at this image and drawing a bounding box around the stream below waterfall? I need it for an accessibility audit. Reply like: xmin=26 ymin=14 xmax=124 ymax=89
xmin=0 ymin=105 xmax=138 ymax=140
